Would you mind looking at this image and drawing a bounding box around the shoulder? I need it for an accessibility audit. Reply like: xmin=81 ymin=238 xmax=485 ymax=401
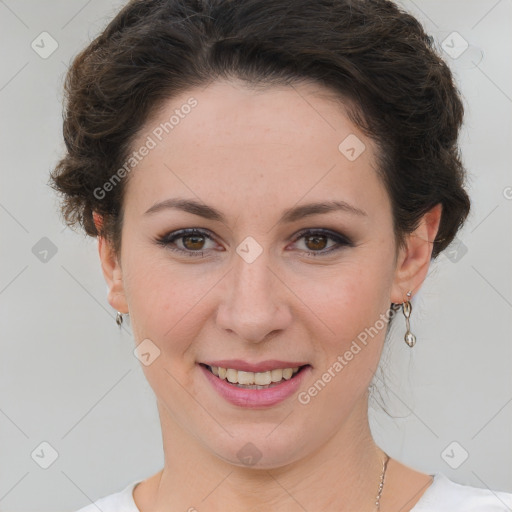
xmin=412 ymin=473 xmax=512 ymax=511
xmin=73 ymin=479 xmax=142 ymax=512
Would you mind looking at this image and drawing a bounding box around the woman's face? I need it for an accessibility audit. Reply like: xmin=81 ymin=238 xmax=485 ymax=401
xmin=103 ymin=79 xmax=411 ymax=468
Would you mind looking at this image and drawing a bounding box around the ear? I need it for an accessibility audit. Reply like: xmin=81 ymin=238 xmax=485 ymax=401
xmin=390 ymin=203 xmax=442 ymax=303
xmin=93 ymin=212 xmax=128 ymax=314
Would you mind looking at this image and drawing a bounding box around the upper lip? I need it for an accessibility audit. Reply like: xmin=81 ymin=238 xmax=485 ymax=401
xmin=201 ymin=360 xmax=310 ymax=373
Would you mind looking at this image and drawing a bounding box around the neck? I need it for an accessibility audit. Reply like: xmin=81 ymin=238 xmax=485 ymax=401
xmin=148 ymin=392 xmax=387 ymax=512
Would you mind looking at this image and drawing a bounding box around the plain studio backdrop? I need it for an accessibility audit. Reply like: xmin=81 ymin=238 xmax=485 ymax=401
xmin=0 ymin=1 xmax=511 ymax=510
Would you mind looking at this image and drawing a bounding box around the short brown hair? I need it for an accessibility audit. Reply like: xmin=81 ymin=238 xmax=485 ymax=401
xmin=50 ymin=0 xmax=470 ymax=259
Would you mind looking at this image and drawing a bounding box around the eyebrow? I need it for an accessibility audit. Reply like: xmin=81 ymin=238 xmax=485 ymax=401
xmin=144 ymin=198 xmax=367 ymax=223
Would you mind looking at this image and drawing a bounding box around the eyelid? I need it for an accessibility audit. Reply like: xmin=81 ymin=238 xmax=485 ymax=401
xmin=156 ymin=227 xmax=353 ymax=257
xmin=156 ymin=228 xmax=220 ymax=252
xmin=291 ymin=227 xmax=353 ymax=246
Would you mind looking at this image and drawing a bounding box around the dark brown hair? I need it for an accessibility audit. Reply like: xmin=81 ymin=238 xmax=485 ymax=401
xmin=49 ymin=0 xmax=470 ymax=259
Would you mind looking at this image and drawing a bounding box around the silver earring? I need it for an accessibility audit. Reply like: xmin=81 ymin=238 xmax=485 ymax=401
xmin=115 ymin=311 xmax=124 ymax=327
xmin=402 ymin=291 xmax=416 ymax=347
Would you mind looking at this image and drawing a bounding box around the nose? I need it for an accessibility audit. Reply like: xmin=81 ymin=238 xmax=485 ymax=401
xmin=215 ymin=249 xmax=293 ymax=344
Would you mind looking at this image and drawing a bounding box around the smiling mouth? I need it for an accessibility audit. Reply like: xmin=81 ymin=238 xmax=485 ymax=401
xmin=200 ymin=363 xmax=310 ymax=389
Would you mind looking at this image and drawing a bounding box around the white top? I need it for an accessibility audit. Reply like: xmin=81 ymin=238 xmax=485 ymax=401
xmin=74 ymin=472 xmax=512 ymax=511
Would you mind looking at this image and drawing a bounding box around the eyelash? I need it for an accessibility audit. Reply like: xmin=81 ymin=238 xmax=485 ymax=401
xmin=155 ymin=228 xmax=353 ymax=258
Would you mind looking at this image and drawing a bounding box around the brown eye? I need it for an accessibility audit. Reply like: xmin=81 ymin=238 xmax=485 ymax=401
xmin=304 ymin=234 xmax=329 ymax=251
xmin=156 ymin=228 xmax=218 ymax=257
xmin=292 ymin=229 xmax=352 ymax=257
xmin=182 ymin=233 xmax=206 ymax=250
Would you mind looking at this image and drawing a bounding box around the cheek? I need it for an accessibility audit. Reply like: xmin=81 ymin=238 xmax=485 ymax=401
xmin=122 ymin=258 xmax=208 ymax=405
xmin=121 ymin=250 xmax=206 ymax=352
xmin=122 ymin=226 xmax=395 ymax=356
xmin=301 ymin=254 xmax=393 ymax=351
xmin=298 ymin=262 xmax=392 ymax=418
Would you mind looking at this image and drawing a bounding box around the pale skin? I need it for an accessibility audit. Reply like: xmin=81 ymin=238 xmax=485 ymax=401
xmin=95 ymin=79 xmax=441 ymax=511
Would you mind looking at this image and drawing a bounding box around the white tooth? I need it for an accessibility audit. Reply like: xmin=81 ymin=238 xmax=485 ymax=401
xmin=282 ymin=368 xmax=293 ymax=380
xmin=271 ymin=369 xmax=283 ymax=382
xmin=226 ymin=368 xmax=238 ymax=383
xmin=237 ymin=370 xmax=255 ymax=385
xmin=254 ymin=371 xmax=272 ymax=385
xmin=215 ymin=366 xmax=299 ymax=385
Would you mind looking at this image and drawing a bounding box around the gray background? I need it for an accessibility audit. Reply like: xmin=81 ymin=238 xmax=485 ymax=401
xmin=0 ymin=1 xmax=511 ymax=510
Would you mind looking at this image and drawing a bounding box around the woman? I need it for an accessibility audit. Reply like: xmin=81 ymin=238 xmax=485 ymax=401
xmin=50 ymin=0 xmax=512 ymax=510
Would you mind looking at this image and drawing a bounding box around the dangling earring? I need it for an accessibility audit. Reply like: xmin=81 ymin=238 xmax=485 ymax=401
xmin=115 ymin=311 xmax=124 ymax=327
xmin=402 ymin=291 xmax=416 ymax=347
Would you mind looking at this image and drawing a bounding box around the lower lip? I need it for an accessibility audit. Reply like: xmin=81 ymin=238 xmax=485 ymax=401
xmin=199 ymin=364 xmax=311 ymax=408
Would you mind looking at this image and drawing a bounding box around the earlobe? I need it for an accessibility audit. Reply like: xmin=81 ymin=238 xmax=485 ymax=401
xmin=93 ymin=212 xmax=128 ymax=314
xmin=391 ymin=203 xmax=442 ymax=303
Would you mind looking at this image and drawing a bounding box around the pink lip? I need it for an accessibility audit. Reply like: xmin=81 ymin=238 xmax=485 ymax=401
xmin=202 ymin=359 xmax=310 ymax=373
xmin=199 ymin=363 xmax=311 ymax=408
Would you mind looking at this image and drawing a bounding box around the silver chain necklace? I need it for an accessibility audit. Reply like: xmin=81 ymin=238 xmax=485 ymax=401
xmin=375 ymin=453 xmax=390 ymax=511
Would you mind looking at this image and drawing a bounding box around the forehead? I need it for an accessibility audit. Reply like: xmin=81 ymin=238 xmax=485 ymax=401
xmin=123 ymin=79 xmax=389 ymax=222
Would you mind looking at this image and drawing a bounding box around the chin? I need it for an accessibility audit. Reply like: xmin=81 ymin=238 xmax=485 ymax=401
xmin=204 ymin=425 xmax=311 ymax=470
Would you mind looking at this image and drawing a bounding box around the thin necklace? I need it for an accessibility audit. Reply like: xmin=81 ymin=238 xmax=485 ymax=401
xmin=375 ymin=453 xmax=390 ymax=511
